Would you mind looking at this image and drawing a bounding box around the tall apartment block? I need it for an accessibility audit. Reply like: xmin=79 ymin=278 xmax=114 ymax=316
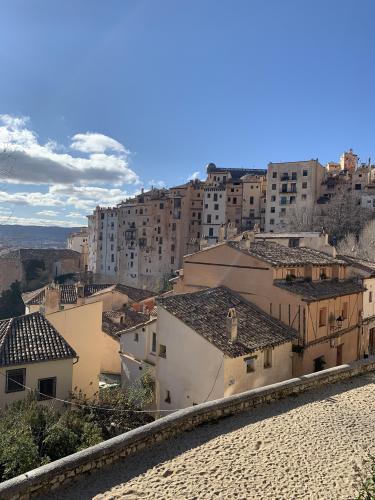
xmin=87 ymin=206 xmax=119 ymax=278
xmin=265 ymin=159 xmax=326 ymax=232
xmin=202 ymin=163 xmax=266 ymax=245
xmin=88 ymin=180 xmax=204 ymax=291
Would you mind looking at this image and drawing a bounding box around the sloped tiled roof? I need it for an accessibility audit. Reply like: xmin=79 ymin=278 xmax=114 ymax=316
xmin=23 ymin=283 xmax=154 ymax=306
xmin=102 ymin=307 xmax=150 ymax=338
xmin=274 ymin=279 xmax=365 ymax=301
xmin=158 ymin=287 xmax=297 ymax=358
xmin=0 ymin=312 xmax=76 ymax=367
xmin=229 ymin=240 xmax=346 ymax=267
xmin=337 ymin=255 xmax=375 ymax=277
xmin=114 ymin=284 xmax=155 ymax=302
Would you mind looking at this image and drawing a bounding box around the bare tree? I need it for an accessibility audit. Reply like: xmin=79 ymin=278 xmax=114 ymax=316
xmin=337 ymin=219 xmax=375 ymax=261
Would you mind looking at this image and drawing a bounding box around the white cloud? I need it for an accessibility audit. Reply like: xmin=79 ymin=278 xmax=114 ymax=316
xmin=0 ymin=115 xmax=139 ymax=186
xmin=67 ymin=212 xmax=86 ymax=219
xmin=70 ymin=133 xmax=128 ymax=154
xmin=148 ymin=179 xmax=166 ymax=189
xmin=0 ymin=215 xmax=81 ymax=227
xmin=0 ymin=190 xmax=64 ymax=206
xmin=37 ymin=210 xmax=59 ymax=217
xmin=187 ymin=171 xmax=201 ymax=181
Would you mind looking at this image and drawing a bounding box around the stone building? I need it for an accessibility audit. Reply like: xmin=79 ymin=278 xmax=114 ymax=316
xmin=155 ymin=287 xmax=295 ymax=411
xmin=88 ymin=181 xmax=204 ymax=292
xmin=172 ymin=237 xmax=365 ymax=376
xmin=241 ymin=173 xmax=267 ymax=230
xmin=265 ymin=159 xmax=326 ymax=232
xmin=202 ymin=163 xmax=266 ymax=245
xmin=67 ymin=228 xmax=89 ymax=272
xmin=87 ymin=206 xmax=119 ymax=279
xmin=0 ymin=248 xmax=82 ymax=293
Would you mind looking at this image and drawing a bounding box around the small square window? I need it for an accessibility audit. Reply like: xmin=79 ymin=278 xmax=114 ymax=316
xmin=271 ymin=207 xmax=275 ymax=213
xmin=303 ymin=170 xmax=308 ymax=176
xmin=38 ymin=377 xmax=56 ymax=400
xmin=271 ymin=184 xmax=276 ymax=190
xmin=302 ymin=182 xmax=307 ymax=189
xmin=264 ymin=348 xmax=272 ymax=368
xmin=159 ymin=344 xmax=167 ymax=358
xmin=6 ymin=368 xmax=25 ymax=393
xmin=245 ymin=357 xmax=255 ymax=373
xmin=272 ymin=172 xmax=277 ymax=178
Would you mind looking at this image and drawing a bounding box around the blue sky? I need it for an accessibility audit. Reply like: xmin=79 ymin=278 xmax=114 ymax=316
xmin=0 ymin=0 xmax=374 ymax=226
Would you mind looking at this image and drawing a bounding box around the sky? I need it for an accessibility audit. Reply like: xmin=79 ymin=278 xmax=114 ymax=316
xmin=0 ymin=0 xmax=374 ymax=227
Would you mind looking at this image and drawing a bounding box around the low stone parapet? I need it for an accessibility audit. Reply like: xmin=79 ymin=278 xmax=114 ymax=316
xmin=1 ymin=357 xmax=375 ymax=499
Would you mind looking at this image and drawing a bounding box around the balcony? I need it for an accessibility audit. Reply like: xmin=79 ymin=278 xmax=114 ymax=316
xmin=279 ymin=188 xmax=297 ymax=194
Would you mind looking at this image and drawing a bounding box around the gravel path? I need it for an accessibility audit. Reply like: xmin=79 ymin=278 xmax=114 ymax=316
xmin=44 ymin=373 xmax=375 ymax=500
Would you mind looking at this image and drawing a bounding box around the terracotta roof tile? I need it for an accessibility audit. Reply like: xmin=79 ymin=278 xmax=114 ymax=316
xmin=0 ymin=312 xmax=76 ymax=367
xmin=158 ymin=287 xmax=297 ymax=357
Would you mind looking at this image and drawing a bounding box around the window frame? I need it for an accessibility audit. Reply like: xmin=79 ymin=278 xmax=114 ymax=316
xmin=38 ymin=377 xmax=56 ymax=401
xmin=5 ymin=368 xmax=26 ymax=393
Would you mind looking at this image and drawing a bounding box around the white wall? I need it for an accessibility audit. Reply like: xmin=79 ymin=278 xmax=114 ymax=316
xmin=156 ymin=306 xmax=225 ymax=412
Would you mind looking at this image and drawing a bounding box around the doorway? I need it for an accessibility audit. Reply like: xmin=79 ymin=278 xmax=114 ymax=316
xmin=369 ymin=328 xmax=375 ymax=355
xmin=336 ymin=344 xmax=343 ymax=366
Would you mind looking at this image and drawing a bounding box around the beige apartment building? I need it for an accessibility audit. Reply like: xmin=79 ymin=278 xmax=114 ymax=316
xmin=202 ymin=164 xmax=267 ymax=245
xmin=155 ymin=287 xmax=295 ymax=412
xmin=0 ymin=312 xmax=76 ymax=408
xmin=173 ymin=237 xmax=364 ymax=376
xmin=265 ymin=159 xmax=326 ymax=232
xmin=241 ymin=173 xmax=266 ymax=230
xmin=67 ymin=227 xmax=89 ymax=271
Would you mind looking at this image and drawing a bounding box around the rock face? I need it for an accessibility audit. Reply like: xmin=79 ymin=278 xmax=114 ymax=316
xmin=0 ymin=248 xmax=82 ymax=292
xmin=45 ymin=371 xmax=375 ymax=500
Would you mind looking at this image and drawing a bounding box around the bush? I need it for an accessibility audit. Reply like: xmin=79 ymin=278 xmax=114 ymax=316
xmin=0 ymin=375 xmax=155 ymax=481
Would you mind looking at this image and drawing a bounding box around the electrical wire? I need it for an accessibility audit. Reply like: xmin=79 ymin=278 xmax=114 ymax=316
xmin=0 ymin=370 xmax=178 ymax=414
xmin=203 ymin=355 xmax=224 ymax=403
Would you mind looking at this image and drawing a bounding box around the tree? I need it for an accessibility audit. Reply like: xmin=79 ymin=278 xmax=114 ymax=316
xmin=0 ymin=280 xmax=24 ymax=319
xmin=337 ymin=219 xmax=375 ymax=261
xmin=0 ymin=374 xmax=155 ymax=481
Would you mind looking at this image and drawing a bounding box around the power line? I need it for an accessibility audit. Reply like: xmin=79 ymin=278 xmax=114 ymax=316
xmin=0 ymin=370 xmax=177 ymax=414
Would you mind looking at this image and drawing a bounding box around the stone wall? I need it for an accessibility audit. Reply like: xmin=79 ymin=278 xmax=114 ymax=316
xmin=1 ymin=357 xmax=375 ymax=499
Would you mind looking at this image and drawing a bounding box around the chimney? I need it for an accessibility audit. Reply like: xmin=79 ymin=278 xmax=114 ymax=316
xmin=226 ymin=308 xmax=238 ymax=342
xmin=44 ymin=285 xmax=60 ymax=314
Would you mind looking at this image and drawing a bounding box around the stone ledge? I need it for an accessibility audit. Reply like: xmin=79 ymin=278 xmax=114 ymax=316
xmin=1 ymin=357 xmax=375 ymax=499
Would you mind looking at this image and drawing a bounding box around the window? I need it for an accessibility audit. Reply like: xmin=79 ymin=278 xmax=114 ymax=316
xmin=151 ymin=332 xmax=157 ymax=353
xmin=134 ymin=332 xmax=139 ymax=342
xmin=233 ymin=197 xmax=237 ymax=204
xmin=213 ymin=193 xmax=218 ymax=202
xmin=355 ymin=184 xmax=362 ymax=190
xmin=301 ymin=194 xmax=307 ymax=200
xmin=303 ymin=170 xmax=308 ymax=176
xmin=207 ymin=214 xmax=212 ymax=223
xmin=271 ymin=195 xmax=276 ymax=202
xmin=370 ymin=291 xmax=373 ymax=303
xmin=214 ymin=204 xmax=219 ymax=210
xmin=272 ymin=172 xmax=277 ymax=178
xmin=245 ymin=356 xmax=255 ymax=373
xmin=291 ymin=172 xmax=297 ymax=180
xmin=207 ymin=193 xmax=211 ymax=198
xmin=160 ymin=202 xmax=164 ymax=209
xmin=313 ymin=356 xmax=326 ymax=372
xmin=165 ymin=390 xmax=171 ymax=403
xmin=38 ymin=377 xmax=56 ymax=400
xmin=302 ymin=182 xmax=307 ymax=189
xmin=270 ymin=218 xmax=274 ymax=225
xmin=271 ymin=206 xmax=275 ymax=213
xmin=281 ymin=184 xmax=287 ymax=192
xmin=319 ymin=307 xmax=327 ymax=327
xmin=111 ymin=254 xmax=114 ymax=262
xmin=209 ymin=227 xmax=214 ymax=237
xmin=171 ymin=256 xmax=175 ymax=264
xmin=264 ymin=349 xmax=272 ymax=368
xmin=6 ymin=368 xmax=25 ymax=393
xmin=280 ymin=196 xmax=287 ymax=205
xmin=271 ymin=184 xmax=276 ymax=190
xmin=159 ymin=344 xmax=167 ymax=358
xmin=290 ymin=196 xmax=296 ymax=204
xmin=291 ymin=183 xmax=297 ymax=192
xmin=342 ymin=302 xmax=348 ymax=320
xmin=250 ymin=196 xmax=254 ymax=205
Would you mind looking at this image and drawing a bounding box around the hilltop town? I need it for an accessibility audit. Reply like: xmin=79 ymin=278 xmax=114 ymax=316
xmin=1 ymin=149 xmax=375 ymax=498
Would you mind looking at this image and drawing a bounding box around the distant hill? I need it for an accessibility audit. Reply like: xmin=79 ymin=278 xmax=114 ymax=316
xmin=0 ymin=225 xmax=84 ymax=251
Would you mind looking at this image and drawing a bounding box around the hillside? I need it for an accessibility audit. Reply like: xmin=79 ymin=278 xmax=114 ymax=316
xmin=0 ymin=224 xmax=83 ymax=251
